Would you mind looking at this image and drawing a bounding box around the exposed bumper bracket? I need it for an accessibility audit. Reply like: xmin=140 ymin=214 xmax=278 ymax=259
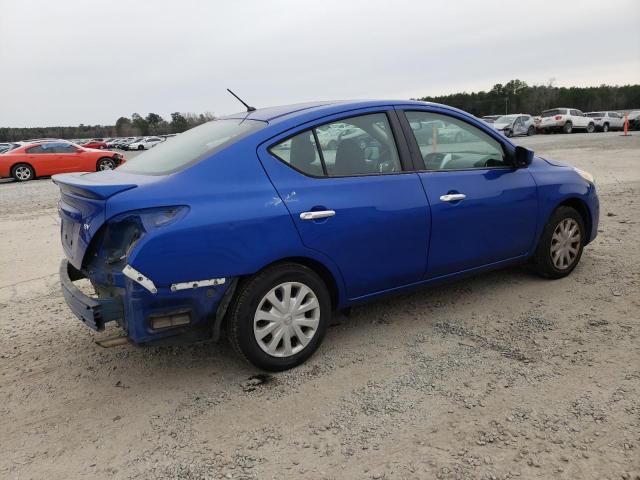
xmin=170 ymin=277 xmax=226 ymax=292
xmin=123 ymin=264 xmax=157 ymax=294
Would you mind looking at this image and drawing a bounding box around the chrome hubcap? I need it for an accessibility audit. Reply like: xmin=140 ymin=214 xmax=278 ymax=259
xmin=550 ymin=218 xmax=581 ymax=269
xmin=15 ymin=166 xmax=31 ymax=180
xmin=253 ymin=282 xmax=320 ymax=358
xmin=99 ymin=161 xmax=113 ymax=171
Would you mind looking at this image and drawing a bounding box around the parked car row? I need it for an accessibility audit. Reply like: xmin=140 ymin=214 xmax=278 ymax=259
xmin=479 ymin=108 xmax=639 ymax=136
xmin=106 ymin=135 xmax=178 ymax=150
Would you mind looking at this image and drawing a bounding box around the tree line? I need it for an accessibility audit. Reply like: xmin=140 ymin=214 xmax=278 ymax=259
xmin=3 ymin=81 xmax=639 ymax=141
xmin=0 ymin=112 xmax=216 ymax=142
xmin=416 ymin=80 xmax=640 ymax=117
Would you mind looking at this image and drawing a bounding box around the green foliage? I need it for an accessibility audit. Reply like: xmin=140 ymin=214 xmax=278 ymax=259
xmin=417 ymin=80 xmax=640 ymax=116
xmin=0 ymin=111 xmax=217 ymax=141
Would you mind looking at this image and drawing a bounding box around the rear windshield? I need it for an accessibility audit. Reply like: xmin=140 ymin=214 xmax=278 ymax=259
xmin=541 ymin=109 xmax=565 ymax=117
xmin=586 ymin=112 xmax=605 ymax=117
xmin=118 ymin=119 xmax=265 ymax=175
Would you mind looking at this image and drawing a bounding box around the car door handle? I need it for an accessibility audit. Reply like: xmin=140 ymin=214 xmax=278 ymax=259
xmin=440 ymin=193 xmax=466 ymax=202
xmin=300 ymin=210 xmax=336 ymax=220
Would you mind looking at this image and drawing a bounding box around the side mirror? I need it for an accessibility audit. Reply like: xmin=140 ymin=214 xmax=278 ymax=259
xmin=514 ymin=145 xmax=533 ymax=167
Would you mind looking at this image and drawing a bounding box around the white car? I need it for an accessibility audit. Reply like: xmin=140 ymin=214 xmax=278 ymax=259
xmin=315 ymin=124 xmax=359 ymax=149
xmin=492 ymin=114 xmax=536 ymax=137
xmin=585 ymin=111 xmax=625 ymax=132
xmin=537 ymin=108 xmax=595 ymax=134
xmin=127 ymin=137 xmax=164 ymax=150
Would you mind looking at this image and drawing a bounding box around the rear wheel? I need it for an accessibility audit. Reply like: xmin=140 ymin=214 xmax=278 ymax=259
xmin=227 ymin=263 xmax=331 ymax=371
xmin=527 ymin=125 xmax=535 ymax=136
xmin=11 ymin=163 xmax=34 ymax=182
xmin=532 ymin=206 xmax=584 ymax=279
xmin=97 ymin=158 xmax=116 ymax=171
xmin=137 ymin=145 xmax=144 ymax=151
xmin=563 ymin=122 xmax=573 ymax=134
xmin=586 ymin=123 xmax=595 ymax=133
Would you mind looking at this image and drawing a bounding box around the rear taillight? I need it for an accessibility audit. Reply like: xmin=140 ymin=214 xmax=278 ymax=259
xmin=554 ymin=115 xmax=562 ymax=120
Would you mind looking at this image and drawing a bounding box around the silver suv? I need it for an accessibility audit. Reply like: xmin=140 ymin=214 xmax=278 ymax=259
xmin=585 ymin=111 xmax=625 ymax=132
xmin=538 ymin=108 xmax=596 ymax=134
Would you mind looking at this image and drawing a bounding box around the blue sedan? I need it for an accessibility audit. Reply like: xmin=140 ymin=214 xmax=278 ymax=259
xmin=53 ymin=100 xmax=599 ymax=371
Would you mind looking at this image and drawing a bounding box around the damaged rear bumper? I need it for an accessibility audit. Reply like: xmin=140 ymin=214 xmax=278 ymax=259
xmin=59 ymin=259 xmax=234 ymax=343
xmin=60 ymin=260 xmax=123 ymax=331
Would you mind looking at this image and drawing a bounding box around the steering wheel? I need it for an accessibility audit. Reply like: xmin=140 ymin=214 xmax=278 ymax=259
xmin=374 ymin=143 xmax=398 ymax=173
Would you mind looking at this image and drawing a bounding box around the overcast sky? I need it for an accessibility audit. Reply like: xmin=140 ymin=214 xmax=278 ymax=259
xmin=1 ymin=0 xmax=638 ymax=127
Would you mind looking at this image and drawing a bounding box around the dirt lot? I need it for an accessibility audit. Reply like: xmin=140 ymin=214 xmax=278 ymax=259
xmin=1 ymin=133 xmax=639 ymax=480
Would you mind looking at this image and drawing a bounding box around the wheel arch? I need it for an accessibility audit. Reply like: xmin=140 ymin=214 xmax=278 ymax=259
xmin=555 ymin=197 xmax=592 ymax=245
xmin=251 ymin=256 xmax=341 ymax=311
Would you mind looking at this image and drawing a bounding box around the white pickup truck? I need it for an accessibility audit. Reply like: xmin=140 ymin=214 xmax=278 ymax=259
xmin=537 ymin=108 xmax=596 ymax=134
xmin=585 ymin=111 xmax=625 ymax=132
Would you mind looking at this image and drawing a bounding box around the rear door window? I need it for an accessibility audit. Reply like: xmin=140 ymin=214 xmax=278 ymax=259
xmin=26 ymin=143 xmax=58 ymax=154
xmin=270 ymin=112 xmax=402 ymax=177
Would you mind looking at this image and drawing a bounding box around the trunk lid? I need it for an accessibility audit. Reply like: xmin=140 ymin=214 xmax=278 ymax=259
xmin=52 ymin=171 xmax=139 ymax=269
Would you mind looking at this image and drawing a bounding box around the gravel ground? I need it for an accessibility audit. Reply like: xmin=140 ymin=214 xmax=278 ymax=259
xmin=0 ymin=133 xmax=639 ymax=479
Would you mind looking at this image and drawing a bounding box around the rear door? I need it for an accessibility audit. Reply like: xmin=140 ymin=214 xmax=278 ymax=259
xmin=400 ymin=109 xmax=538 ymax=278
xmin=24 ymin=142 xmax=60 ymax=176
xmin=257 ymin=109 xmax=431 ymax=299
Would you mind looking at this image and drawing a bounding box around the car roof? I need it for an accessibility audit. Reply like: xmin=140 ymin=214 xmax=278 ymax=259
xmin=221 ymin=99 xmax=434 ymax=124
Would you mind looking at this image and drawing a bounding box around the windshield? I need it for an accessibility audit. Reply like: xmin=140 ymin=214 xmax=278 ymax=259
xmin=586 ymin=112 xmax=605 ymax=117
xmin=495 ymin=115 xmax=518 ymax=123
xmin=542 ymin=109 xmax=565 ymax=117
xmin=118 ymin=118 xmax=266 ymax=175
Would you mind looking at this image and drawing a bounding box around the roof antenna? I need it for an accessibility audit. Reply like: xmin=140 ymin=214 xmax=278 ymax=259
xmin=227 ymin=88 xmax=256 ymax=112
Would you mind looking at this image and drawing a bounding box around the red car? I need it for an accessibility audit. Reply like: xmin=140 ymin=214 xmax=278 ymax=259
xmin=82 ymin=139 xmax=108 ymax=149
xmin=0 ymin=141 xmax=124 ymax=182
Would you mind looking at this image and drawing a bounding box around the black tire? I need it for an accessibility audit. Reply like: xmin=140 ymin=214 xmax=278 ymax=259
xmin=137 ymin=145 xmax=144 ymax=150
xmin=11 ymin=163 xmax=35 ymax=182
xmin=563 ymin=122 xmax=573 ymax=134
xmin=602 ymin=123 xmax=609 ymax=133
xmin=527 ymin=125 xmax=535 ymax=136
xmin=504 ymin=128 xmax=513 ymax=138
xmin=97 ymin=158 xmax=116 ymax=171
xmin=532 ymin=206 xmax=585 ymax=279
xmin=586 ymin=123 xmax=595 ymax=134
xmin=227 ymin=262 xmax=331 ymax=371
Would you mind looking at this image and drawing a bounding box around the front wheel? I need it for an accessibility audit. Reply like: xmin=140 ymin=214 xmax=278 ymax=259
xmin=532 ymin=206 xmax=585 ymax=279
xmin=602 ymin=123 xmax=609 ymax=133
xmin=563 ymin=122 xmax=573 ymax=134
xmin=527 ymin=126 xmax=535 ymax=136
xmin=137 ymin=145 xmax=145 ymax=150
xmin=227 ymin=263 xmax=331 ymax=371
xmin=97 ymin=158 xmax=116 ymax=171
xmin=504 ymin=128 xmax=513 ymax=138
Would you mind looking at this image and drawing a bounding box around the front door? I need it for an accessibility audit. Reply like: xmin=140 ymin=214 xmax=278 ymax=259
xmin=258 ymin=110 xmax=431 ymax=299
xmin=402 ymin=109 xmax=538 ymax=278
